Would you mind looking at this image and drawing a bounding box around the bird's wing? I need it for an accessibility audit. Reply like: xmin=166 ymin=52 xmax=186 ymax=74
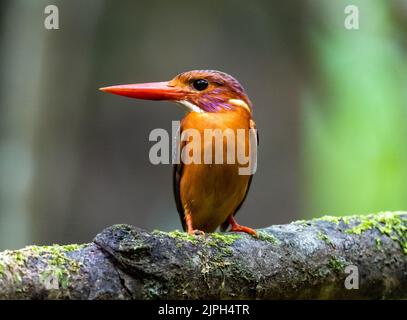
xmin=173 ymin=125 xmax=187 ymax=231
xmin=173 ymin=163 xmax=186 ymax=231
xmin=220 ymin=120 xmax=259 ymax=231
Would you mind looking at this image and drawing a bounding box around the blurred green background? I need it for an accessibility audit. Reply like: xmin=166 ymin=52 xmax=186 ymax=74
xmin=0 ymin=0 xmax=406 ymax=250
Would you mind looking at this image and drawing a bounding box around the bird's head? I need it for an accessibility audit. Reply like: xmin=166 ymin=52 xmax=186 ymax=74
xmin=100 ymin=70 xmax=252 ymax=113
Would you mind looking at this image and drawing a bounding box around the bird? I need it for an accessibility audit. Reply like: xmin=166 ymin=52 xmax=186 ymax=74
xmin=100 ymin=70 xmax=258 ymax=236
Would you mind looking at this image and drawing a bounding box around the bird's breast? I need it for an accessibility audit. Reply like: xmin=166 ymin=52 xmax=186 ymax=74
xmin=178 ymin=109 xmax=253 ymax=232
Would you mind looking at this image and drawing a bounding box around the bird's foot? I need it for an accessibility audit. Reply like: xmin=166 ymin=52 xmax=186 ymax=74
xmin=227 ymin=216 xmax=257 ymax=237
xmin=188 ymin=229 xmax=205 ymax=236
xmin=185 ymin=212 xmax=205 ymax=236
xmin=230 ymin=224 xmax=257 ymax=237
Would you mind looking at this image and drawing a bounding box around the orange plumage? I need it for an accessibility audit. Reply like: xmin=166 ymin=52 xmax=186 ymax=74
xmin=101 ymin=70 xmax=258 ymax=236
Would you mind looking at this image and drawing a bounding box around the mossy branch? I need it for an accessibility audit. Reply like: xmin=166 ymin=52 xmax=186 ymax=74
xmin=0 ymin=212 xmax=406 ymax=299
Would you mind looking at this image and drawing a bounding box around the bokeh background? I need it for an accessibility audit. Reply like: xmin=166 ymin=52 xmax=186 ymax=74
xmin=0 ymin=0 xmax=406 ymax=250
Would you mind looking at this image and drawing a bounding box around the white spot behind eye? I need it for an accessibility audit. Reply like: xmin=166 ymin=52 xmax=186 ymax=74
xmin=228 ymin=99 xmax=251 ymax=112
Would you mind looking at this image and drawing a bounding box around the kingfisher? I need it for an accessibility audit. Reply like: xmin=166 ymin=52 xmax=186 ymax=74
xmin=100 ymin=70 xmax=258 ymax=236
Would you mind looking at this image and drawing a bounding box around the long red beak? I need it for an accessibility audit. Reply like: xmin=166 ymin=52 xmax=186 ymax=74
xmin=99 ymin=81 xmax=188 ymax=101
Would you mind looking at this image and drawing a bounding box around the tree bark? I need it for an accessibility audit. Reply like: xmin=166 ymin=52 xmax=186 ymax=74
xmin=0 ymin=212 xmax=406 ymax=299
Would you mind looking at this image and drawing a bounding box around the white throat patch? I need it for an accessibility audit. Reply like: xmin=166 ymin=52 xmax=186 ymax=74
xmin=176 ymin=100 xmax=204 ymax=113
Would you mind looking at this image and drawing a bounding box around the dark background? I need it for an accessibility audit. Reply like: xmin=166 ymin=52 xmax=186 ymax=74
xmin=0 ymin=0 xmax=406 ymax=249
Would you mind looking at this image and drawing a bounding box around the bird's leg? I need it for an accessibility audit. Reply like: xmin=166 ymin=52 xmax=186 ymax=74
xmin=185 ymin=211 xmax=205 ymax=236
xmin=227 ymin=215 xmax=257 ymax=237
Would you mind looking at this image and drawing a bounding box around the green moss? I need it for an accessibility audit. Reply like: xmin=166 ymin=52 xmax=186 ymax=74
xmin=204 ymin=234 xmax=240 ymax=257
xmin=318 ymin=216 xmax=344 ymax=224
xmin=314 ymin=212 xmax=406 ymax=254
xmin=209 ymin=245 xmax=232 ymax=256
xmin=156 ymin=230 xmax=242 ymax=247
xmin=343 ymin=212 xmax=406 ymax=254
xmin=153 ymin=230 xmax=242 ymax=260
xmin=154 ymin=231 xmax=243 ymax=288
xmin=328 ymin=257 xmax=346 ymax=273
xmin=257 ymin=231 xmax=279 ymax=244
xmin=208 ymin=233 xmax=242 ymax=245
xmin=13 ymin=251 xmax=27 ymax=265
xmin=0 ymin=244 xmax=84 ymax=292
xmin=317 ymin=231 xmax=333 ymax=245
xmin=317 ymin=214 xmax=362 ymax=225
xmin=59 ymin=244 xmax=85 ymax=252
xmin=166 ymin=230 xmax=200 ymax=243
xmin=375 ymin=237 xmax=382 ymax=250
xmin=25 ymin=244 xmax=82 ymax=290
xmin=23 ymin=243 xmax=84 ymax=255
xmin=14 ymin=272 xmax=22 ymax=283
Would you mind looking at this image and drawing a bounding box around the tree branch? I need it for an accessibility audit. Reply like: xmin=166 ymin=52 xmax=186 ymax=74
xmin=0 ymin=212 xmax=406 ymax=299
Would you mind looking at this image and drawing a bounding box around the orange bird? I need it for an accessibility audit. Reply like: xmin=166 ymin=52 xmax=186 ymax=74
xmin=100 ymin=70 xmax=258 ymax=236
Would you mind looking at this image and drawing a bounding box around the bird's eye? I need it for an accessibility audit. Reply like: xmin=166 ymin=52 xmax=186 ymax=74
xmin=192 ymin=79 xmax=208 ymax=91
